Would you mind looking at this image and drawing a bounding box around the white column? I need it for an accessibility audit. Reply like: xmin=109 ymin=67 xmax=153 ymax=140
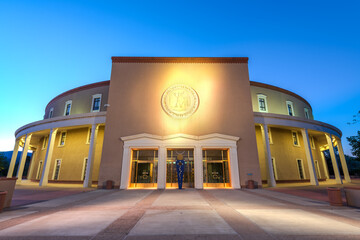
xmin=336 ymin=137 xmax=351 ymax=183
xmin=229 ymin=147 xmax=240 ymax=189
xmin=301 ymin=129 xmax=318 ymax=186
xmin=325 ymin=134 xmax=342 ymax=184
xmin=40 ymin=128 xmax=58 ymax=186
xmin=194 ymin=145 xmax=203 ymax=189
xmin=27 ymin=149 xmax=37 ymax=180
xmin=320 ymin=151 xmax=330 ymax=179
xmin=260 ymin=124 xmax=276 ymax=187
xmin=83 ymin=124 xmax=99 ymax=188
xmin=120 ymin=146 xmax=131 ymax=189
xmin=157 ymin=146 xmax=166 ymax=189
xmin=7 ymin=139 xmax=20 ymax=178
xmin=16 ymin=134 xmax=32 ymax=183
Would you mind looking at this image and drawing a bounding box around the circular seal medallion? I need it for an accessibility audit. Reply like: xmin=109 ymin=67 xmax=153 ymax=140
xmin=161 ymin=84 xmax=199 ymax=119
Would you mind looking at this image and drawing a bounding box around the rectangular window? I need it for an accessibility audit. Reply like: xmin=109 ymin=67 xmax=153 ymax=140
xmin=271 ymin=157 xmax=278 ymax=180
xmin=86 ymin=128 xmax=92 ymax=144
xmin=292 ymin=131 xmax=300 ymax=146
xmin=268 ymin=127 xmax=273 ymax=144
xmin=42 ymin=137 xmax=48 ymax=150
xmin=310 ymin=136 xmax=315 ymax=149
xmin=64 ymin=100 xmax=72 ymax=116
xmin=91 ymin=94 xmax=102 ymax=112
xmin=286 ymin=101 xmax=294 ymax=116
xmin=304 ymin=108 xmax=310 ymax=119
xmin=49 ymin=108 xmax=54 ymax=118
xmin=53 ymin=159 xmax=61 ymax=180
xmin=257 ymin=94 xmax=268 ymax=112
xmin=58 ymin=132 xmax=66 ymax=146
xmin=314 ymin=160 xmax=321 ymax=178
xmin=297 ymin=159 xmax=305 ymax=180
xmin=36 ymin=160 xmax=43 ymax=180
xmin=82 ymin=158 xmax=88 ymax=180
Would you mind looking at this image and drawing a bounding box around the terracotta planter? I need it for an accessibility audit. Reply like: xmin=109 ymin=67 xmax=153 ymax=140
xmin=106 ymin=180 xmax=114 ymax=189
xmin=247 ymin=180 xmax=255 ymax=189
xmin=327 ymin=187 xmax=343 ymax=206
xmin=0 ymin=191 xmax=7 ymax=213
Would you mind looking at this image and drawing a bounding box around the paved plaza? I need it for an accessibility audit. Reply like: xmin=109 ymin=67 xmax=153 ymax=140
xmin=1 ymin=185 xmax=360 ymax=239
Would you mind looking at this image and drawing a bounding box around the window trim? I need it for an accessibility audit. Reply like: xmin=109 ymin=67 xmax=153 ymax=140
xmin=286 ymin=101 xmax=295 ymax=116
xmin=36 ymin=160 xmax=43 ymax=180
xmin=314 ymin=160 xmax=321 ymax=179
xmin=48 ymin=107 xmax=54 ymax=118
xmin=52 ymin=159 xmax=62 ymax=180
xmin=304 ymin=107 xmax=310 ymax=119
xmin=82 ymin=157 xmax=88 ymax=181
xmin=91 ymin=94 xmax=102 ymax=112
xmin=296 ymin=159 xmax=306 ymax=180
xmin=86 ymin=127 xmax=91 ymax=144
xmin=268 ymin=127 xmax=273 ymax=144
xmin=58 ymin=131 xmax=67 ymax=147
xmin=42 ymin=136 xmax=48 ymax=150
xmin=64 ymin=100 xmax=72 ymax=116
xmin=292 ymin=131 xmax=300 ymax=147
xmin=257 ymin=94 xmax=268 ymax=113
xmin=310 ymin=136 xmax=315 ymax=149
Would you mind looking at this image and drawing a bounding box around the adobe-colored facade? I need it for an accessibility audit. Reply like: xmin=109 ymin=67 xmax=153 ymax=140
xmin=8 ymin=57 xmax=351 ymax=189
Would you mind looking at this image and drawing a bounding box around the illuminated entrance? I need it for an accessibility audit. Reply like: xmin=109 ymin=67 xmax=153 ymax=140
xmin=129 ymin=149 xmax=158 ymax=188
xmin=203 ymin=149 xmax=231 ymax=188
xmin=166 ymin=149 xmax=194 ymax=188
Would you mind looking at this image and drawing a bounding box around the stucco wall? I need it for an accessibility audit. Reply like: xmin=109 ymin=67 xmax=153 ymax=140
xmin=30 ymin=126 xmax=105 ymax=181
xmin=250 ymin=85 xmax=313 ymax=119
xmin=99 ymin=60 xmax=261 ymax=188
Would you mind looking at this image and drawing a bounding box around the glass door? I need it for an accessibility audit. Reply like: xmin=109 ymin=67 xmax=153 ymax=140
xmin=129 ymin=149 xmax=158 ymax=188
xmin=166 ymin=149 xmax=194 ymax=188
xmin=203 ymin=149 xmax=231 ymax=188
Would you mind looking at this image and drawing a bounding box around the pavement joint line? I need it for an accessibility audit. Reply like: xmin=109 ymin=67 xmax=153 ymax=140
xmin=0 ymin=190 xmax=117 ymax=231
xmin=91 ymin=190 xmax=163 ymax=240
xmin=198 ymin=189 xmax=277 ymax=240
xmin=243 ymin=189 xmax=360 ymax=229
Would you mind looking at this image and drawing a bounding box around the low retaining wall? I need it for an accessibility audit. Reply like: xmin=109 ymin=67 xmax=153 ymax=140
xmin=0 ymin=177 xmax=17 ymax=208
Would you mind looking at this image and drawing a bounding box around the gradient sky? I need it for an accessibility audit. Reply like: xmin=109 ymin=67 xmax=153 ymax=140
xmin=0 ymin=0 xmax=359 ymax=155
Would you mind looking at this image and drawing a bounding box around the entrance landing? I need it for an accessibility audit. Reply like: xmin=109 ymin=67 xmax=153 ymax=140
xmin=1 ymin=187 xmax=360 ymax=239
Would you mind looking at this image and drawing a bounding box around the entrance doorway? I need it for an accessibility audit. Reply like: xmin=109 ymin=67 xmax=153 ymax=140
xmin=129 ymin=149 xmax=158 ymax=188
xmin=166 ymin=149 xmax=194 ymax=188
xmin=203 ymin=149 xmax=231 ymax=188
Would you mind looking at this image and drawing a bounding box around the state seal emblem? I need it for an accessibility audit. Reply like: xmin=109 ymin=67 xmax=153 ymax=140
xmin=161 ymin=84 xmax=199 ymax=119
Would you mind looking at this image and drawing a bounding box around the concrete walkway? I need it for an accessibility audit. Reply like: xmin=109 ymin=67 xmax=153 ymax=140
xmin=1 ymin=188 xmax=360 ymax=240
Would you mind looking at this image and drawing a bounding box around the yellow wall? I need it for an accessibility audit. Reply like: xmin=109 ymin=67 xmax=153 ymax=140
xmin=30 ymin=126 xmax=105 ymax=182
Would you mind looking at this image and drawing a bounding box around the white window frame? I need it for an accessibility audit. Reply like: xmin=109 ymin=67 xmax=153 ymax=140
xmin=296 ymin=159 xmax=306 ymax=180
xmin=310 ymin=136 xmax=315 ymax=149
xmin=91 ymin=94 xmax=102 ymax=112
xmin=268 ymin=127 xmax=273 ymax=144
xmin=48 ymin=107 xmax=54 ymax=118
xmin=52 ymin=159 xmax=62 ymax=180
xmin=36 ymin=160 xmax=43 ymax=180
xmin=58 ymin=131 xmax=67 ymax=147
xmin=81 ymin=157 xmax=88 ymax=180
xmin=64 ymin=100 xmax=72 ymax=116
xmin=86 ymin=127 xmax=92 ymax=144
xmin=286 ymin=101 xmax=295 ymax=116
xmin=304 ymin=107 xmax=310 ymax=119
xmin=271 ymin=157 xmax=278 ymax=180
xmin=292 ymin=131 xmax=300 ymax=147
xmin=257 ymin=94 xmax=268 ymax=113
xmin=42 ymin=136 xmax=48 ymax=150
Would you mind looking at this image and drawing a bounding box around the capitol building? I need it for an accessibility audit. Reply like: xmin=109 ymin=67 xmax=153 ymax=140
xmin=7 ymin=57 xmax=351 ymax=189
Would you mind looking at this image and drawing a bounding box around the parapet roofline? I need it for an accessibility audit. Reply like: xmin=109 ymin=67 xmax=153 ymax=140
xmin=111 ymin=57 xmax=249 ymax=63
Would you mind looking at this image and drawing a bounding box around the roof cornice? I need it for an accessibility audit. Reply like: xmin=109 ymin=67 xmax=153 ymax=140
xmin=111 ymin=57 xmax=248 ymax=64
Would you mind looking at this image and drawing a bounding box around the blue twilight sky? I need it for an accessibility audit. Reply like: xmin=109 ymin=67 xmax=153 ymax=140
xmin=0 ymin=0 xmax=359 ymax=155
